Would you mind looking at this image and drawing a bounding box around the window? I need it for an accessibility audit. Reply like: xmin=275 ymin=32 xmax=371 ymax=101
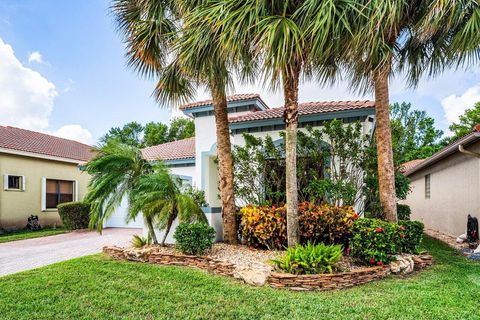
xmin=45 ymin=179 xmax=74 ymax=209
xmin=425 ymin=174 xmax=431 ymax=199
xmin=3 ymin=174 xmax=24 ymax=191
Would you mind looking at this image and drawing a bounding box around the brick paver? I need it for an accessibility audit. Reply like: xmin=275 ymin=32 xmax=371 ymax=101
xmin=0 ymin=228 xmax=140 ymax=276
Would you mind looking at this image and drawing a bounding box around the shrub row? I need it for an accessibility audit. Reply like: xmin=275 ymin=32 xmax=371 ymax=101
xmin=57 ymin=201 xmax=90 ymax=230
xmin=239 ymin=202 xmax=359 ymax=249
xmin=350 ymin=218 xmax=424 ymax=265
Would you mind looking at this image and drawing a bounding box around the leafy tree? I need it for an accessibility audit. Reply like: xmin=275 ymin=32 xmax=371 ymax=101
xmin=166 ymin=118 xmax=195 ymax=142
xmin=143 ymin=122 xmax=169 ymax=147
xmin=447 ymin=102 xmax=480 ymax=142
xmin=390 ymin=102 xmax=444 ymax=163
xmin=101 ymin=122 xmax=144 ymax=148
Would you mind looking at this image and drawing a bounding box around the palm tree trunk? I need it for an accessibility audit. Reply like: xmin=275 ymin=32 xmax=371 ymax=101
xmin=209 ymin=80 xmax=238 ymax=244
xmin=283 ymin=63 xmax=301 ymax=247
xmin=145 ymin=216 xmax=158 ymax=245
xmin=161 ymin=213 xmax=176 ymax=246
xmin=373 ymin=65 xmax=397 ymax=222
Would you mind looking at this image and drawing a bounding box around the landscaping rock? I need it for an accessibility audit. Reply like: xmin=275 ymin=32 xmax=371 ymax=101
xmin=234 ymin=266 xmax=271 ymax=286
xmin=390 ymin=255 xmax=414 ymax=274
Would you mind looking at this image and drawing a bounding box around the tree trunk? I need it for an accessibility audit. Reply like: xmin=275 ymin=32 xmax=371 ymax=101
xmin=145 ymin=216 xmax=158 ymax=245
xmin=373 ymin=65 xmax=397 ymax=222
xmin=161 ymin=212 xmax=176 ymax=246
xmin=210 ymin=80 xmax=238 ymax=244
xmin=283 ymin=64 xmax=301 ymax=247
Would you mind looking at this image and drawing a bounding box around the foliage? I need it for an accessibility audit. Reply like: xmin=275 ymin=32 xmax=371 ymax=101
xmin=398 ymin=220 xmax=424 ymax=254
xmin=350 ymin=218 xmax=424 ymax=264
xmin=57 ymin=202 xmax=90 ymax=230
xmin=240 ymin=202 xmax=359 ymax=250
xmin=101 ymin=118 xmax=195 ymax=148
xmin=174 ymin=223 xmax=216 ymax=255
xmin=350 ymin=219 xmax=401 ymax=265
xmin=397 ymin=204 xmax=411 ymax=221
xmin=131 ymin=234 xmax=152 ymax=248
xmin=271 ymin=242 xmax=343 ymax=275
xmin=240 ymin=205 xmax=287 ymax=250
xmin=181 ymin=185 xmax=209 ymax=208
xmin=446 ymin=102 xmax=480 ymax=144
xmin=129 ymin=163 xmax=207 ymax=245
xmin=232 ymin=120 xmax=368 ymax=207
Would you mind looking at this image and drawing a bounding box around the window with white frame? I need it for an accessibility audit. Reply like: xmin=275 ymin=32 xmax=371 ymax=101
xmin=425 ymin=174 xmax=431 ymax=199
xmin=41 ymin=178 xmax=78 ymax=210
xmin=3 ymin=174 xmax=25 ymax=191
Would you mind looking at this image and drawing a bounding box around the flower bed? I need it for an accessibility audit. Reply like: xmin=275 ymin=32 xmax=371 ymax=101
xmin=103 ymin=244 xmax=433 ymax=291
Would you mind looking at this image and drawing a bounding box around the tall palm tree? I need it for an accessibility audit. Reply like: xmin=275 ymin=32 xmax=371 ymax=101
xmin=84 ymin=140 xmax=159 ymax=242
xmin=190 ymin=0 xmax=355 ymax=246
xmin=129 ymin=163 xmax=207 ymax=245
xmin=112 ymin=0 xmax=240 ymax=243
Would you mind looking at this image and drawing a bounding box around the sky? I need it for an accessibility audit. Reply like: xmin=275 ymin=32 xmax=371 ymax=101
xmin=1 ymin=0 xmax=480 ymax=145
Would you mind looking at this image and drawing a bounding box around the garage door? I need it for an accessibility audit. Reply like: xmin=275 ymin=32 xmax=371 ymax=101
xmin=105 ymin=197 xmax=144 ymax=228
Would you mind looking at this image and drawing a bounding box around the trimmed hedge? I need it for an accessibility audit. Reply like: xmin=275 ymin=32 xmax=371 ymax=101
xmin=397 ymin=204 xmax=412 ymax=220
xmin=350 ymin=218 xmax=424 ymax=265
xmin=57 ymin=202 xmax=90 ymax=230
xmin=174 ymin=223 xmax=216 ymax=255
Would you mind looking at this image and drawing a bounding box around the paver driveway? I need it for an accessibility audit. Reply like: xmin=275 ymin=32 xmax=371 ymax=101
xmin=0 ymin=228 xmax=140 ymax=276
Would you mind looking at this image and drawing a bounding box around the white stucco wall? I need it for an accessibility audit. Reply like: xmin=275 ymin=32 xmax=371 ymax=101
xmin=402 ymin=141 xmax=480 ymax=237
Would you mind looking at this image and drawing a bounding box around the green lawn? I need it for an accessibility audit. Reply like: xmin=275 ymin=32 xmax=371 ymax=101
xmin=0 ymin=236 xmax=478 ymax=320
xmin=0 ymin=228 xmax=66 ymax=243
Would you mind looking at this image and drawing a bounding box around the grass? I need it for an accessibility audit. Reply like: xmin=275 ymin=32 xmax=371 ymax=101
xmin=0 ymin=236 xmax=479 ymax=320
xmin=0 ymin=227 xmax=66 ymax=243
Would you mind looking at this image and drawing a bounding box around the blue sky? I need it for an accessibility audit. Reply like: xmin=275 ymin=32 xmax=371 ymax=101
xmin=1 ymin=0 xmax=480 ymax=144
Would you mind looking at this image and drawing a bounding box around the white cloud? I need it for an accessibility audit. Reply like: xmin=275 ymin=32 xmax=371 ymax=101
xmin=28 ymin=51 xmax=44 ymax=64
xmin=49 ymin=125 xmax=93 ymax=144
xmin=441 ymin=84 xmax=480 ymax=128
xmin=0 ymin=39 xmax=57 ymax=129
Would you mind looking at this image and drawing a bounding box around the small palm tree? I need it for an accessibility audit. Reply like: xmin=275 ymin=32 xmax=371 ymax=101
xmin=129 ymin=163 xmax=207 ymax=246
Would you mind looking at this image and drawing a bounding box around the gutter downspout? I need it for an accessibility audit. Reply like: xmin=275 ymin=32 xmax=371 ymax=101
xmin=459 ymin=144 xmax=480 ymax=158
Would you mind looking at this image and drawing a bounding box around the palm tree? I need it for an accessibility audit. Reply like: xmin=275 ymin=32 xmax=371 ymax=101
xmin=112 ymin=0 xmax=239 ymax=243
xmin=129 ymin=163 xmax=207 ymax=245
xmin=84 ymin=140 xmax=159 ymax=242
xmin=190 ymin=0 xmax=355 ymax=246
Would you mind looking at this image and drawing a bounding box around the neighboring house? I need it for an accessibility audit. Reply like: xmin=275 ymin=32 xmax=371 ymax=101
xmin=0 ymin=126 xmax=94 ymax=230
xmin=402 ymin=125 xmax=480 ymax=237
xmin=110 ymin=94 xmax=376 ymax=242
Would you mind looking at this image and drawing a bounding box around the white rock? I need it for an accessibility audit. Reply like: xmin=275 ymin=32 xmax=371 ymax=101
xmin=390 ymin=254 xmax=414 ymax=274
xmin=233 ymin=266 xmax=271 ymax=286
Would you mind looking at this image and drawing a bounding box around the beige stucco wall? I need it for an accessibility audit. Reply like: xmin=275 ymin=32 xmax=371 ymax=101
xmin=402 ymin=141 xmax=480 ymax=236
xmin=0 ymin=152 xmax=90 ymax=230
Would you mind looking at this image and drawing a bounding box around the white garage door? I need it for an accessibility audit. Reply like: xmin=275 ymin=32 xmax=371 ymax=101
xmin=105 ymin=197 xmax=144 ymax=228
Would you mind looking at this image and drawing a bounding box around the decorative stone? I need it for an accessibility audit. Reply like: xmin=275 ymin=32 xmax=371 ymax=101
xmin=390 ymin=254 xmax=414 ymax=274
xmin=234 ymin=266 xmax=271 ymax=286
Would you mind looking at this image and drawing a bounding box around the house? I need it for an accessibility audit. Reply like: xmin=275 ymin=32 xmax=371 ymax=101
xmin=106 ymin=94 xmax=376 ymax=242
xmin=0 ymin=126 xmax=94 ymax=230
xmin=402 ymin=125 xmax=480 ymax=237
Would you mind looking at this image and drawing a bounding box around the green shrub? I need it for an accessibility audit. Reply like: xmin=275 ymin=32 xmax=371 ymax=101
xmin=397 ymin=204 xmax=411 ymax=220
xmin=131 ymin=234 xmax=151 ymax=248
xmin=398 ymin=220 xmax=424 ymax=253
xmin=271 ymin=242 xmax=343 ymax=274
xmin=57 ymin=202 xmax=90 ymax=230
xmin=350 ymin=218 xmax=401 ymax=265
xmin=174 ymin=223 xmax=216 ymax=255
xmin=240 ymin=202 xmax=359 ymax=249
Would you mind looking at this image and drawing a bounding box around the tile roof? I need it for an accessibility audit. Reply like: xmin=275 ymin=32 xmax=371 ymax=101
xmin=0 ymin=126 xmax=95 ymax=162
xmin=180 ymin=93 xmax=265 ymax=110
xmin=141 ymin=137 xmax=195 ymax=161
xmin=229 ymin=100 xmax=375 ymax=123
xmin=399 ymin=159 xmax=426 ymax=173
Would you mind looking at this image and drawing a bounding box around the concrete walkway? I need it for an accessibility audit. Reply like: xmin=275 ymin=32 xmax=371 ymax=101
xmin=0 ymin=228 xmax=140 ymax=277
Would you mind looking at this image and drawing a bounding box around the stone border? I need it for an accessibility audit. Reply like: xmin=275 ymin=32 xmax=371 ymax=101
xmin=103 ymin=246 xmax=433 ymax=291
xmin=267 ymin=266 xmax=389 ymax=291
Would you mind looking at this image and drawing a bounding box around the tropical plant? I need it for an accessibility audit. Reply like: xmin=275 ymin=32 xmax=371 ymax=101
xmin=174 ymin=222 xmax=216 ymax=255
xmin=84 ymin=140 xmax=156 ymax=240
xmin=112 ymin=0 xmax=240 ymax=243
xmin=129 ymin=163 xmax=207 ymax=245
xmin=271 ymin=242 xmax=343 ymax=275
xmin=131 ymin=234 xmax=152 ymax=248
